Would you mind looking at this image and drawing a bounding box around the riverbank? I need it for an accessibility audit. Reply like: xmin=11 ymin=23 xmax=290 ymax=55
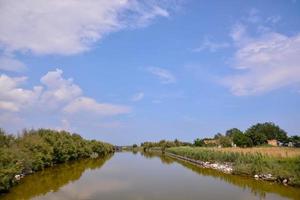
xmin=2 ymin=151 xmax=300 ymax=200
xmin=166 ymin=152 xmax=233 ymax=173
xmin=0 ymin=128 xmax=114 ymax=193
xmin=166 ymin=147 xmax=300 ymax=187
xmin=0 ymin=156 xmax=113 ymax=200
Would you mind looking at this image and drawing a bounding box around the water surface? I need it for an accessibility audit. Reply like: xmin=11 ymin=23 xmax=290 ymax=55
xmin=1 ymin=151 xmax=300 ymax=200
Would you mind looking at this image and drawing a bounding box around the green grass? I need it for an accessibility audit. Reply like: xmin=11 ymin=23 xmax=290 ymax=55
xmin=166 ymin=146 xmax=300 ymax=186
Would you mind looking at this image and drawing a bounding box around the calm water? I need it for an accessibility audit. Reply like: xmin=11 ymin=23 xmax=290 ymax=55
xmin=1 ymin=151 xmax=300 ymax=200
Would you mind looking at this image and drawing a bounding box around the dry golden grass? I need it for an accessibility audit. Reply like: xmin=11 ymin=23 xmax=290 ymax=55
xmin=204 ymin=147 xmax=300 ymax=158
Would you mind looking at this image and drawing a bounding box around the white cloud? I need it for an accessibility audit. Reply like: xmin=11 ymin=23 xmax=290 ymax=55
xmin=0 ymin=69 xmax=131 ymax=131
xmin=230 ymin=23 xmax=248 ymax=44
xmin=133 ymin=5 xmax=169 ymax=27
xmin=147 ymin=67 xmax=176 ymax=84
xmin=0 ymin=55 xmax=27 ymax=72
xmin=63 ymin=97 xmax=130 ymax=115
xmin=266 ymin=15 xmax=281 ymax=24
xmin=193 ymin=37 xmax=230 ymax=52
xmin=0 ymin=0 xmax=172 ymax=56
xmin=40 ymin=69 xmax=82 ymax=108
xmin=224 ymin=25 xmax=300 ymax=96
xmin=245 ymin=8 xmax=261 ymax=24
xmin=131 ymin=92 xmax=144 ymax=102
xmin=0 ymin=74 xmax=42 ymax=111
xmin=0 ymin=101 xmax=19 ymax=112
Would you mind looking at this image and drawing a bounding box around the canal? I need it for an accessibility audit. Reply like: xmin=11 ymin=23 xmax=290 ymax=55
xmin=1 ymin=151 xmax=299 ymax=200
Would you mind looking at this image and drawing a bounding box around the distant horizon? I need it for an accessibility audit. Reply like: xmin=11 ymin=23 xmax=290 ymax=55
xmin=1 ymin=120 xmax=297 ymax=146
xmin=1 ymin=0 xmax=300 ymax=145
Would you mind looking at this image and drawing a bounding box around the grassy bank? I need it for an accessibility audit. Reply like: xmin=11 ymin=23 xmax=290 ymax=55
xmin=166 ymin=146 xmax=300 ymax=186
xmin=0 ymin=128 xmax=114 ymax=192
xmin=204 ymin=147 xmax=300 ymax=158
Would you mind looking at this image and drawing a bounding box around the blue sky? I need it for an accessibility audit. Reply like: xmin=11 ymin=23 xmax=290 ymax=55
xmin=0 ymin=0 xmax=300 ymax=145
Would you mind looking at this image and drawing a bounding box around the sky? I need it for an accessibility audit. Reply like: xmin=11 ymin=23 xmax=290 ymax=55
xmin=0 ymin=0 xmax=300 ymax=145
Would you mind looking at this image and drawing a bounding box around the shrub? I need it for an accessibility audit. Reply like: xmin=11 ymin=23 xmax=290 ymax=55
xmin=0 ymin=128 xmax=113 ymax=192
xmin=166 ymin=147 xmax=300 ymax=186
xmin=194 ymin=138 xmax=204 ymax=147
xmin=233 ymin=132 xmax=253 ymax=147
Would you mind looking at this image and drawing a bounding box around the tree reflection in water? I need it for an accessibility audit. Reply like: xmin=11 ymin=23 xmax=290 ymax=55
xmin=0 ymin=155 xmax=112 ymax=200
xmin=140 ymin=151 xmax=300 ymax=200
xmin=1 ymin=152 xmax=300 ymax=200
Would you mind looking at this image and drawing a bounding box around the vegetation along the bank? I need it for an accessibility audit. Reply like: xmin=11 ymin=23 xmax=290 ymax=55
xmin=193 ymin=122 xmax=300 ymax=148
xmin=142 ymin=123 xmax=300 ymax=151
xmin=140 ymin=122 xmax=300 ymax=187
xmin=166 ymin=146 xmax=300 ymax=186
xmin=0 ymin=128 xmax=113 ymax=192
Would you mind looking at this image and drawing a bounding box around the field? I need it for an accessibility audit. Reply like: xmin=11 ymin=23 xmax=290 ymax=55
xmin=204 ymin=147 xmax=300 ymax=158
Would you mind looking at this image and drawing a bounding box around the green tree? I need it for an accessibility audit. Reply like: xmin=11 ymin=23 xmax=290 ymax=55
xmin=245 ymin=122 xmax=287 ymax=145
xmin=289 ymin=135 xmax=300 ymax=143
xmin=219 ymin=136 xmax=232 ymax=147
xmin=194 ymin=138 xmax=204 ymax=147
xmin=232 ymin=132 xmax=253 ymax=147
xmin=174 ymin=139 xmax=180 ymax=146
xmin=214 ymin=133 xmax=223 ymax=139
xmin=226 ymin=128 xmax=243 ymax=138
xmin=0 ymin=128 xmax=113 ymax=192
xmin=0 ymin=129 xmax=14 ymax=147
xmin=245 ymin=130 xmax=267 ymax=146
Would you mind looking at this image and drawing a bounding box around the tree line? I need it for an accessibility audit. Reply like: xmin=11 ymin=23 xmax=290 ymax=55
xmin=139 ymin=122 xmax=299 ymax=151
xmin=141 ymin=139 xmax=192 ymax=152
xmin=0 ymin=128 xmax=113 ymax=192
xmin=194 ymin=122 xmax=300 ymax=147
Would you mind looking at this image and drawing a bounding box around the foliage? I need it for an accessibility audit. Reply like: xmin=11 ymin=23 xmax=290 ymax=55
xmin=226 ymin=128 xmax=243 ymax=138
xmin=214 ymin=133 xmax=223 ymax=139
xmin=0 ymin=128 xmax=113 ymax=192
xmin=232 ymin=132 xmax=253 ymax=147
xmin=195 ymin=122 xmax=290 ymax=148
xmin=167 ymin=147 xmax=300 ymax=186
xmin=245 ymin=122 xmax=288 ymax=145
xmin=141 ymin=139 xmax=192 ymax=152
xmin=193 ymin=138 xmax=205 ymax=147
xmin=174 ymin=139 xmax=180 ymax=146
xmin=289 ymin=135 xmax=300 ymax=143
xmin=219 ymin=136 xmax=232 ymax=147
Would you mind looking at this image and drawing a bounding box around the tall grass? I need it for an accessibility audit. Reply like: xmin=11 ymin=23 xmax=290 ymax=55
xmin=167 ymin=147 xmax=300 ymax=186
xmin=205 ymin=147 xmax=300 ymax=158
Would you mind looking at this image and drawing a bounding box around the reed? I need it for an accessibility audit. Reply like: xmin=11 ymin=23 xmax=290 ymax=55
xmin=167 ymin=146 xmax=300 ymax=186
xmin=204 ymin=147 xmax=300 ymax=158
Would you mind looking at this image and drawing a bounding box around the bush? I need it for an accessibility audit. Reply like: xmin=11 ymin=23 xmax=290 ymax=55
xmin=166 ymin=147 xmax=300 ymax=186
xmin=0 ymin=128 xmax=113 ymax=192
xmin=233 ymin=132 xmax=253 ymax=147
xmin=141 ymin=139 xmax=191 ymax=152
xmin=245 ymin=122 xmax=288 ymax=145
xmin=219 ymin=136 xmax=232 ymax=147
xmin=194 ymin=138 xmax=204 ymax=147
xmin=225 ymin=128 xmax=243 ymax=138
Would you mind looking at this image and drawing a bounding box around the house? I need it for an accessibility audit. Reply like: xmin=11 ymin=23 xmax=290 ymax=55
xmin=231 ymin=142 xmax=237 ymax=148
xmin=267 ymin=139 xmax=278 ymax=146
xmin=203 ymin=139 xmax=218 ymax=146
xmin=288 ymin=142 xmax=294 ymax=147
